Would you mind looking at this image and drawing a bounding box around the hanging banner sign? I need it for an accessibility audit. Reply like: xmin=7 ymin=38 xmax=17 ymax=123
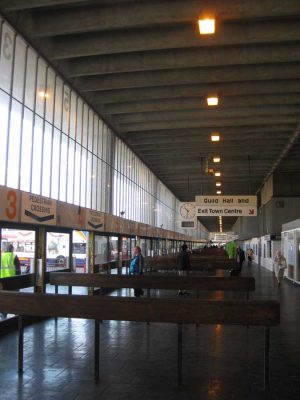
xmin=0 ymin=186 xmax=20 ymax=222
xmin=197 ymin=205 xmax=257 ymax=217
xmin=86 ymin=210 xmax=105 ymax=231
xmin=195 ymin=195 xmax=257 ymax=206
xmin=21 ymin=193 xmax=57 ymax=225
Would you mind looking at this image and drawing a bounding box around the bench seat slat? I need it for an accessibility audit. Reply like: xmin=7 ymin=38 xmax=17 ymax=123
xmin=49 ymin=273 xmax=255 ymax=291
xmin=0 ymin=291 xmax=280 ymax=326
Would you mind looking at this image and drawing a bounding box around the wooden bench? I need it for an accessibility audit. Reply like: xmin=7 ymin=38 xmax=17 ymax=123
xmin=145 ymin=256 xmax=238 ymax=273
xmin=49 ymin=272 xmax=255 ymax=299
xmin=0 ymin=291 xmax=279 ymax=389
xmin=0 ymin=274 xmax=36 ymax=291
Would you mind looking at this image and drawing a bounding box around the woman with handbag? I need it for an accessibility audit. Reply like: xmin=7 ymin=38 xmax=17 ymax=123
xmin=273 ymin=251 xmax=287 ymax=285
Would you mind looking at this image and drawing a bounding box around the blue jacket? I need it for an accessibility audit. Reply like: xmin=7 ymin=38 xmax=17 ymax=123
xmin=129 ymin=255 xmax=144 ymax=275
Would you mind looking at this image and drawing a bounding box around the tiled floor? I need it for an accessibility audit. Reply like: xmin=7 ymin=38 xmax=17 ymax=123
xmin=1 ymin=264 xmax=300 ymax=399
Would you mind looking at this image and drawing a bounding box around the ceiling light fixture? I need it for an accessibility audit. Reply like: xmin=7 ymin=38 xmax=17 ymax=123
xmin=216 ymin=190 xmax=222 ymax=194
xmin=211 ymin=133 xmax=220 ymax=142
xmin=216 ymin=182 xmax=221 ymax=187
xmin=198 ymin=18 xmax=215 ymax=35
xmin=215 ymin=172 xmax=221 ymax=177
xmin=213 ymin=156 xmax=221 ymax=163
xmin=207 ymin=95 xmax=219 ymax=106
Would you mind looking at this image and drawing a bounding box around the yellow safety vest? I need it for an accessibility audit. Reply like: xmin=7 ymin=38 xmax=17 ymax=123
xmin=0 ymin=252 xmax=16 ymax=278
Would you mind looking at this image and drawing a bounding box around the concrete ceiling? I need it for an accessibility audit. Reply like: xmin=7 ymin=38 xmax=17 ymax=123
xmin=1 ymin=0 xmax=300 ymax=232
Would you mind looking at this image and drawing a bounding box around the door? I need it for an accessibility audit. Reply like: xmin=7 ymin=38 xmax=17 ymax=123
xmin=46 ymin=230 xmax=71 ymax=272
xmin=1 ymin=226 xmax=36 ymax=276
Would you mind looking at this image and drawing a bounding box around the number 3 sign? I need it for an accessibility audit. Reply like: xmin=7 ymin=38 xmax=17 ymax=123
xmin=0 ymin=186 xmax=20 ymax=222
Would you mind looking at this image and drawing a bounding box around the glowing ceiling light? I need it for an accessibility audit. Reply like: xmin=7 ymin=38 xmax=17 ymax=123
xmin=216 ymin=182 xmax=222 ymax=187
xmin=211 ymin=133 xmax=220 ymax=142
xmin=215 ymin=171 xmax=221 ymax=177
xmin=213 ymin=156 xmax=221 ymax=163
xmin=216 ymin=190 xmax=222 ymax=194
xmin=207 ymin=95 xmax=219 ymax=106
xmin=198 ymin=18 xmax=215 ymax=35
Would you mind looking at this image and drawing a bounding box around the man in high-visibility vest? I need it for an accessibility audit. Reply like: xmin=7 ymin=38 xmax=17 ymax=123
xmin=0 ymin=244 xmax=21 ymax=278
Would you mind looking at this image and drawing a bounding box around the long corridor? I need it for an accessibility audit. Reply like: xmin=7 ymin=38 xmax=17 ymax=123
xmin=0 ymin=265 xmax=300 ymax=400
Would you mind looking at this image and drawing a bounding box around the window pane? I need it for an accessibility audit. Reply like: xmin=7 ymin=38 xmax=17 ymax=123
xmin=74 ymin=143 xmax=81 ymax=205
xmin=0 ymin=90 xmax=10 ymax=185
xmin=67 ymin=138 xmax=75 ymax=203
xmin=76 ymin=98 xmax=83 ymax=143
xmin=24 ymin=48 xmax=37 ymax=110
xmin=12 ymin=36 xmax=26 ymax=102
xmin=59 ymin=133 xmax=68 ymax=201
xmin=88 ymin=108 xmax=94 ymax=151
xmin=92 ymin=155 xmax=97 ymax=210
xmin=45 ymin=68 xmax=55 ymax=123
xmin=0 ymin=23 xmax=15 ymax=93
xmin=97 ymin=158 xmax=102 ymax=211
xmin=82 ymin=103 xmax=88 ymax=148
xmin=54 ymin=76 xmax=62 ymax=129
xmin=95 ymin=235 xmax=108 ymax=264
xmin=86 ymin=150 xmax=92 ymax=209
xmin=69 ymin=91 xmax=77 ymax=139
xmin=80 ymin=148 xmax=87 ymax=207
xmin=31 ymin=116 xmax=43 ymax=194
xmin=20 ymin=108 xmax=33 ymax=192
xmin=62 ymin=85 xmax=70 ymax=134
xmin=51 ymin=128 xmax=61 ymax=199
xmin=42 ymin=122 xmax=52 ymax=197
xmin=35 ymin=59 xmax=47 ymax=117
xmin=7 ymin=99 xmax=22 ymax=188
xmin=93 ymin=115 xmax=98 ymax=154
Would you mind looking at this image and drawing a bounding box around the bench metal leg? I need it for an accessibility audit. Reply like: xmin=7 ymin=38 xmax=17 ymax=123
xmin=18 ymin=315 xmax=24 ymax=374
xmin=177 ymin=323 xmax=183 ymax=386
xmin=147 ymin=288 xmax=150 ymax=325
xmin=196 ymin=290 xmax=200 ymax=328
xmin=94 ymin=320 xmax=100 ymax=381
xmin=264 ymin=327 xmax=270 ymax=391
xmin=55 ymin=286 xmax=59 ymax=322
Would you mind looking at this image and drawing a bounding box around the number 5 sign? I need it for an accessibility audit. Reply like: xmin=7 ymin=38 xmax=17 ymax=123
xmin=0 ymin=186 xmax=20 ymax=222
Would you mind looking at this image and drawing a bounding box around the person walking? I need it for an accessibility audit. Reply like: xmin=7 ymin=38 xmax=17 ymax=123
xmin=129 ymin=246 xmax=144 ymax=297
xmin=273 ymin=251 xmax=287 ymax=285
xmin=237 ymin=246 xmax=245 ymax=272
xmin=247 ymin=248 xmax=254 ymax=266
xmin=0 ymin=244 xmax=21 ymax=278
xmin=177 ymin=244 xmax=191 ymax=296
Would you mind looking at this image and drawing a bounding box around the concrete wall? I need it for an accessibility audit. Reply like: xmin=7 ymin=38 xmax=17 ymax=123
xmin=273 ymin=172 xmax=300 ymax=197
xmin=231 ymin=216 xmax=258 ymax=240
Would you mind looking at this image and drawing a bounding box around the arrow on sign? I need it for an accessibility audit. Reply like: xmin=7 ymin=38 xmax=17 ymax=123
xmin=24 ymin=210 xmax=55 ymax=222
xmin=88 ymin=221 xmax=103 ymax=229
xmin=248 ymin=209 xmax=255 ymax=215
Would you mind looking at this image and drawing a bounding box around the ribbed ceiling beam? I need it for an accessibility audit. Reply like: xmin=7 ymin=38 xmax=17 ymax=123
xmin=104 ymin=94 xmax=300 ymax=115
xmin=64 ymin=43 xmax=300 ymax=77
xmin=30 ymin=0 xmax=300 ymax=37
xmin=44 ymin=20 xmax=300 ymax=59
xmin=120 ymin=115 xmax=300 ymax=133
xmin=76 ymin=63 xmax=300 ymax=93
xmin=114 ymin=105 xmax=300 ymax=124
xmin=90 ymin=80 xmax=300 ymax=105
